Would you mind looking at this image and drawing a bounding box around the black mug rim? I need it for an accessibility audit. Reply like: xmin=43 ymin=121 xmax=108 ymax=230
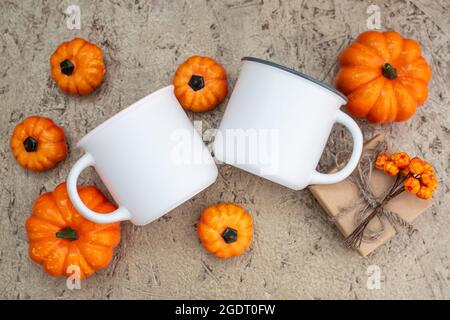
xmin=241 ymin=56 xmax=347 ymax=102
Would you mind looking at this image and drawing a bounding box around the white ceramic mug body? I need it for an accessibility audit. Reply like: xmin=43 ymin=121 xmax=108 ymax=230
xmin=67 ymin=85 xmax=218 ymax=225
xmin=213 ymin=58 xmax=362 ymax=190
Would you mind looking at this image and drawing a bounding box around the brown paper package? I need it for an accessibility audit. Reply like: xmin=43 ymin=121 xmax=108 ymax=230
xmin=308 ymin=134 xmax=433 ymax=256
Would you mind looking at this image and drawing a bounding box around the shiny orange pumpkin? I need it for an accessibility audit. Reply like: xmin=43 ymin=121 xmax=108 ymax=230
xmin=50 ymin=38 xmax=106 ymax=95
xmin=26 ymin=183 xmax=121 ymax=279
xmin=10 ymin=116 xmax=67 ymax=172
xmin=336 ymin=30 xmax=432 ymax=123
xmin=173 ymin=56 xmax=228 ymax=112
xmin=197 ymin=203 xmax=253 ymax=259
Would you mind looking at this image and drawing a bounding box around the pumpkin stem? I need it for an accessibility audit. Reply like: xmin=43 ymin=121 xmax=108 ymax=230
xmin=381 ymin=63 xmax=397 ymax=80
xmin=23 ymin=136 xmax=38 ymax=152
xmin=222 ymin=227 xmax=238 ymax=244
xmin=60 ymin=59 xmax=75 ymax=76
xmin=56 ymin=227 xmax=78 ymax=241
xmin=188 ymin=75 xmax=205 ymax=91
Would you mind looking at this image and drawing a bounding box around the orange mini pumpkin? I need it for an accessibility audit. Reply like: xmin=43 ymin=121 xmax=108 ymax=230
xmin=197 ymin=203 xmax=253 ymax=259
xmin=10 ymin=116 xmax=67 ymax=172
xmin=26 ymin=183 xmax=121 ymax=279
xmin=50 ymin=38 xmax=106 ymax=95
xmin=173 ymin=56 xmax=228 ymax=112
xmin=336 ymin=30 xmax=432 ymax=123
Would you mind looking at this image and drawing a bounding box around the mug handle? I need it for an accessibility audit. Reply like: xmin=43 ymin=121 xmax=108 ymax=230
xmin=67 ymin=153 xmax=132 ymax=224
xmin=309 ymin=110 xmax=363 ymax=185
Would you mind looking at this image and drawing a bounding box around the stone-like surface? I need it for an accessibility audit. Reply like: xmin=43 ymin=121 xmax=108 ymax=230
xmin=0 ymin=0 xmax=449 ymax=299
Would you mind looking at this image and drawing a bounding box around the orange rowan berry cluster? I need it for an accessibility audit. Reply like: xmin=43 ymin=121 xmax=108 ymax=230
xmin=375 ymin=152 xmax=437 ymax=200
xmin=346 ymin=151 xmax=438 ymax=249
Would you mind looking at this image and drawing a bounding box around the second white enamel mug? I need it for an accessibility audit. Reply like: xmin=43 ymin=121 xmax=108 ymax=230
xmin=214 ymin=57 xmax=363 ymax=190
xmin=67 ymin=86 xmax=218 ymax=225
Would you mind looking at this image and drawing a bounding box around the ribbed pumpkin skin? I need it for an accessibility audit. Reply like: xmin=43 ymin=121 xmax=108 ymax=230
xmin=173 ymin=56 xmax=228 ymax=112
xmin=336 ymin=31 xmax=432 ymax=123
xmin=26 ymin=183 xmax=121 ymax=279
xmin=50 ymin=38 xmax=106 ymax=95
xmin=10 ymin=116 xmax=67 ymax=172
xmin=197 ymin=203 xmax=253 ymax=259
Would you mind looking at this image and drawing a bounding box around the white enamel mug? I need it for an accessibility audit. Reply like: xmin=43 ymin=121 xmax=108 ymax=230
xmin=213 ymin=57 xmax=363 ymax=190
xmin=67 ymin=86 xmax=218 ymax=225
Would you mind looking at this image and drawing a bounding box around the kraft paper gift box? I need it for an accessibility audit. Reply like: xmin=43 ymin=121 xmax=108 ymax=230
xmin=308 ymin=134 xmax=433 ymax=257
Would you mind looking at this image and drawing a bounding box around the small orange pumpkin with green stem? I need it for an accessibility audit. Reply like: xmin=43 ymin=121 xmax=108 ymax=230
xmin=336 ymin=30 xmax=432 ymax=123
xmin=26 ymin=183 xmax=121 ymax=279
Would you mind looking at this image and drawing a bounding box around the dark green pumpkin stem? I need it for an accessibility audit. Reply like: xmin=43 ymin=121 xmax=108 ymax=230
xmin=222 ymin=227 xmax=238 ymax=244
xmin=56 ymin=227 xmax=78 ymax=241
xmin=23 ymin=136 xmax=38 ymax=152
xmin=60 ymin=59 xmax=75 ymax=76
xmin=188 ymin=75 xmax=205 ymax=91
xmin=381 ymin=63 xmax=397 ymax=80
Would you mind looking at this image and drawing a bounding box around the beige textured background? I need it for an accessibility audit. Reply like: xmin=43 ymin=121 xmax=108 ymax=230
xmin=0 ymin=0 xmax=449 ymax=299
